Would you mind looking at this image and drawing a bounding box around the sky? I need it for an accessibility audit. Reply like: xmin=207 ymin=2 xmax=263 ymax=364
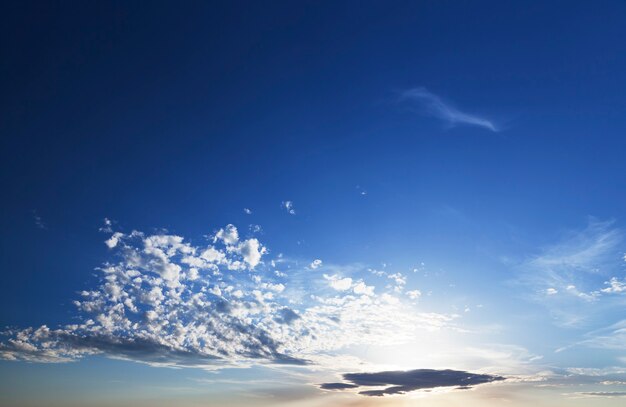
xmin=2 ymin=1 xmax=626 ymax=406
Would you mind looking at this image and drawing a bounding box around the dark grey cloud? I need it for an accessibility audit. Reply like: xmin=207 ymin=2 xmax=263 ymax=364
xmin=320 ymin=368 xmax=504 ymax=396
xmin=275 ymin=307 xmax=301 ymax=325
xmin=320 ymin=382 xmax=359 ymax=390
xmin=0 ymin=328 xmax=308 ymax=367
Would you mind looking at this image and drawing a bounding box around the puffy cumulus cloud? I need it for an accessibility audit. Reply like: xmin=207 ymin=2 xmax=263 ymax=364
xmin=387 ymin=273 xmax=406 ymax=293
xmin=238 ymin=238 xmax=266 ymax=268
xmin=353 ymin=281 xmax=375 ymax=296
xmin=320 ymin=368 xmax=504 ymax=396
xmin=105 ymin=232 xmax=124 ymax=249
xmin=310 ymin=259 xmax=323 ymax=269
xmin=215 ymin=224 xmax=239 ymax=245
xmin=0 ymin=224 xmax=457 ymax=372
xmin=324 ymin=274 xmax=353 ymax=291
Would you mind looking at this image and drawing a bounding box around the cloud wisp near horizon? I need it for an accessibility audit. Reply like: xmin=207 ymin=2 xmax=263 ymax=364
xmin=401 ymin=87 xmax=499 ymax=132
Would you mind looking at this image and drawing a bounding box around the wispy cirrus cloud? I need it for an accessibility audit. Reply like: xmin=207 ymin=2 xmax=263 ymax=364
xmin=515 ymin=220 xmax=624 ymax=318
xmin=567 ymin=391 xmax=626 ymax=398
xmin=401 ymin=87 xmax=498 ymax=132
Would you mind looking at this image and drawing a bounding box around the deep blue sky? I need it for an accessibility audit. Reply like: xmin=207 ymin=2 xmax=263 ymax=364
xmin=2 ymin=2 xmax=626 ymax=406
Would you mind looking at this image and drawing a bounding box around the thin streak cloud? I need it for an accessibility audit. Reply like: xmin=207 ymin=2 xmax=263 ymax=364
xmin=402 ymin=87 xmax=498 ymax=132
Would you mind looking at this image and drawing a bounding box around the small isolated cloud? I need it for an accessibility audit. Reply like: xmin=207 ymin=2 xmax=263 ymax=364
xmin=546 ymin=288 xmax=558 ymax=295
xmin=243 ymin=208 xmax=252 ymax=215
xmin=32 ymin=211 xmax=46 ymax=230
xmin=310 ymin=259 xmax=323 ymax=269
xmin=401 ymin=87 xmax=498 ymax=132
xmin=320 ymin=368 xmax=504 ymax=396
xmin=282 ymin=201 xmax=296 ymax=215
xmin=406 ymin=290 xmax=421 ymax=300
xmin=99 ymin=218 xmax=114 ymax=233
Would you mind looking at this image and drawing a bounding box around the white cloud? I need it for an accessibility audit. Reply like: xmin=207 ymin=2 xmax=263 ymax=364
xmin=215 ymin=224 xmax=239 ymax=245
xmin=200 ymin=247 xmax=226 ymax=264
xmin=387 ymin=272 xmax=407 ymax=293
xmin=99 ymin=218 xmax=113 ymax=233
xmin=406 ymin=290 xmax=421 ymax=300
xmin=324 ymin=274 xmax=353 ymax=291
xmin=601 ymin=277 xmax=626 ymax=293
xmin=282 ymin=201 xmax=296 ymax=215
xmin=0 ymin=224 xmax=456 ymax=372
xmin=208 ymin=286 xmax=222 ymax=296
xmin=237 ymin=238 xmax=266 ymax=268
xmin=187 ymin=268 xmax=199 ymax=281
xmin=402 ymin=87 xmax=498 ymax=132
xmin=353 ymin=281 xmax=375 ymax=296
xmin=243 ymin=208 xmax=252 ymax=215
xmin=546 ymin=288 xmax=558 ymax=295
xmin=310 ymin=259 xmax=322 ymax=269
xmin=105 ymin=232 xmax=124 ymax=249
xmin=262 ymin=283 xmax=285 ymax=293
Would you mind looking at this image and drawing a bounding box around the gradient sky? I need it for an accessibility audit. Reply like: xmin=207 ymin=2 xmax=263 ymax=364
xmin=2 ymin=1 xmax=626 ymax=406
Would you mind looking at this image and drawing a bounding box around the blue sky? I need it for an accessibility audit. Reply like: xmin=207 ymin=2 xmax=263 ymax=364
xmin=2 ymin=1 xmax=626 ymax=406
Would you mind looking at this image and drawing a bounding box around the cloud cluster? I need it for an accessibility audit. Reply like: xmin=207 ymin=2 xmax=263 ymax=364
xmin=320 ymin=368 xmax=504 ymax=396
xmin=0 ymin=224 xmax=453 ymax=370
